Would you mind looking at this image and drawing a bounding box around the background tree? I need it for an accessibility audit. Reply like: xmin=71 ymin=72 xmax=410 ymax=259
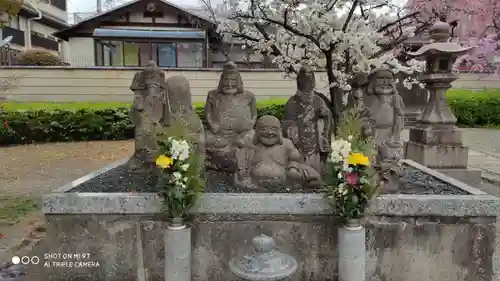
xmin=198 ymin=0 xmax=240 ymax=61
xmin=408 ymin=0 xmax=500 ymax=73
xmin=217 ymin=0 xmax=430 ymax=123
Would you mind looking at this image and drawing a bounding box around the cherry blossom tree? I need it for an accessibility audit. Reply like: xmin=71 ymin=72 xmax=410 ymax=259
xmin=408 ymin=0 xmax=500 ymax=73
xmin=217 ymin=0 xmax=428 ymax=120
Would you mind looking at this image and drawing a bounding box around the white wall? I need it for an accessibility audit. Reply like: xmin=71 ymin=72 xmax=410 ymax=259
xmin=32 ymin=1 xmax=68 ymax=23
xmin=6 ymin=15 xmax=67 ymax=56
xmin=68 ymin=38 xmax=95 ymax=66
xmin=0 ymin=68 xmax=497 ymax=102
xmin=32 ymin=21 xmax=58 ymax=37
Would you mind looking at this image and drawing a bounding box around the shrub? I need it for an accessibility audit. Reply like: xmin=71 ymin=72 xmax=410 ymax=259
xmin=17 ymin=48 xmax=63 ymax=66
xmin=1 ymin=91 xmax=500 ymax=145
xmin=447 ymin=90 xmax=500 ymax=128
xmin=0 ymin=100 xmax=287 ymax=145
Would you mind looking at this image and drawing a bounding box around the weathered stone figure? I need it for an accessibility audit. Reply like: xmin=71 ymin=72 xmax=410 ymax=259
xmin=363 ymin=69 xmax=405 ymax=146
xmin=363 ymin=68 xmax=405 ymax=192
xmin=282 ymin=66 xmax=333 ymax=175
xmin=375 ymin=139 xmax=404 ymax=193
xmin=237 ymin=115 xmax=322 ymax=191
xmin=128 ymin=61 xmax=170 ymax=168
xmin=164 ymin=75 xmax=204 ymax=155
xmin=204 ymin=61 xmax=257 ymax=174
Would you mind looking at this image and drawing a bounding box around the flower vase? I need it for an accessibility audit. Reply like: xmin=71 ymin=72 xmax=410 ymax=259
xmin=338 ymin=219 xmax=366 ymax=281
xmin=165 ymin=217 xmax=191 ymax=281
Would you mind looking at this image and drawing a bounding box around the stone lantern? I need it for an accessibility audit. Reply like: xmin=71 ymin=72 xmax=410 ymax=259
xmin=404 ymin=20 xmax=481 ymax=185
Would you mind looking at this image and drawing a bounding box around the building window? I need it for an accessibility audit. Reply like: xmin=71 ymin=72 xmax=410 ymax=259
xmin=138 ymin=42 xmax=152 ymax=66
xmin=95 ymin=40 xmax=204 ymax=67
xmin=50 ymin=0 xmax=67 ymax=11
xmin=177 ymin=42 xmax=203 ymax=67
xmin=95 ymin=40 xmax=123 ymax=66
xmin=143 ymin=11 xmax=163 ymax=18
xmin=123 ymin=42 xmax=139 ymax=66
xmin=157 ymin=43 xmax=176 ymax=67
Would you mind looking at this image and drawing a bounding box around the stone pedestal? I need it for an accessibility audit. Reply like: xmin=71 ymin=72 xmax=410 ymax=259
xmin=404 ymin=124 xmax=481 ymax=186
xmin=404 ymin=108 xmax=423 ymax=127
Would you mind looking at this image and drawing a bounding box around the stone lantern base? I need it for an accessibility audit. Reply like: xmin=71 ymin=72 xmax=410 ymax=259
xmin=404 ymin=124 xmax=481 ymax=186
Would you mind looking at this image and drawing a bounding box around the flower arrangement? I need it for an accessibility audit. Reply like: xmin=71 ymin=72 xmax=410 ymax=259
xmin=155 ymin=128 xmax=203 ymax=220
xmin=324 ymin=107 xmax=377 ymax=224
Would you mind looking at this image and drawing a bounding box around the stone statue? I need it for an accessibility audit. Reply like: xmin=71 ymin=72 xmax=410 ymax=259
xmin=204 ymin=61 xmax=257 ymax=185
xmin=236 ymin=115 xmax=322 ymax=191
xmin=282 ymin=66 xmax=333 ymax=175
xmin=164 ymin=75 xmax=205 ymax=155
xmin=363 ymin=69 xmax=405 ymax=146
xmin=128 ymin=61 xmax=170 ymax=168
xmin=375 ymin=138 xmax=404 ymax=193
xmin=363 ymin=68 xmax=405 ymax=192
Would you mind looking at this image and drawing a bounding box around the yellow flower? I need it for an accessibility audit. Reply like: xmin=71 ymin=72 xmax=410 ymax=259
xmin=156 ymin=155 xmax=173 ymax=168
xmin=347 ymin=152 xmax=370 ymax=166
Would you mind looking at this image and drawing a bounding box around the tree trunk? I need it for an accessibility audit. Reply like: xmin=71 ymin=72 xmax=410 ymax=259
xmin=324 ymin=52 xmax=344 ymax=134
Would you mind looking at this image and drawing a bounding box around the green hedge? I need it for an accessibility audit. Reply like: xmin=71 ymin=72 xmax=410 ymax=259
xmin=0 ymin=100 xmax=286 ymax=145
xmin=1 ymin=91 xmax=499 ymax=145
xmin=447 ymin=90 xmax=500 ymax=127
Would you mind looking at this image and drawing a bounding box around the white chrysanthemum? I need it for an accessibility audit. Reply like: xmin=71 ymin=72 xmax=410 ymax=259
xmin=181 ymin=164 xmax=190 ymax=171
xmin=329 ymin=138 xmax=352 ymax=163
xmin=173 ymin=172 xmax=182 ymax=180
xmin=170 ymin=139 xmax=190 ymax=161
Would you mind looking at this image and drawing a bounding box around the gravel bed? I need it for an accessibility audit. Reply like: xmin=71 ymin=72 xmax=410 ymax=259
xmin=70 ymin=164 xmax=468 ymax=195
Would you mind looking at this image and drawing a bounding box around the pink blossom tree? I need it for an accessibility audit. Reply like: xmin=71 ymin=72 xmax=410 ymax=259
xmin=408 ymin=0 xmax=500 ymax=73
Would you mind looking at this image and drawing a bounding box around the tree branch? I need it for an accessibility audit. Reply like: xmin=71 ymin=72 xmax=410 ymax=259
xmin=342 ymin=0 xmax=358 ymax=32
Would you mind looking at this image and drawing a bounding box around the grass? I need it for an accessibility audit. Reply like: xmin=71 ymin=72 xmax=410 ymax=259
xmin=1 ymin=98 xmax=289 ymax=111
xmin=0 ymin=197 xmax=38 ymax=226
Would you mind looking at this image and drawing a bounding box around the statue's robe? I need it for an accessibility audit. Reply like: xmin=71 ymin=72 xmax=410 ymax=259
xmin=283 ymin=92 xmax=333 ymax=174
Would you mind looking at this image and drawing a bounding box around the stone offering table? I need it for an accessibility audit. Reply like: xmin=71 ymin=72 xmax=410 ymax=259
xmin=21 ymin=159 xmax=500 ymax=281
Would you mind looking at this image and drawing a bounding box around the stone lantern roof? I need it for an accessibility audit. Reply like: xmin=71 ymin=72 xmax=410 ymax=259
xmin=407 ymin=21 xmax=474 ymax=58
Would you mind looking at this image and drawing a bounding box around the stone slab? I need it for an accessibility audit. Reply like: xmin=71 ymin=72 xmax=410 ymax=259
xmin=408 ymin=126 xmax=463 ymax=145
xmin=404 ymin=141 xmax=469 ymax=168
xmin=401 ymin=159 xmax=486 ymax=195
xmin=42 ymin=192 xmax=500 ymax=217
xmin=437 ymin=168 xmax=482 ymax=187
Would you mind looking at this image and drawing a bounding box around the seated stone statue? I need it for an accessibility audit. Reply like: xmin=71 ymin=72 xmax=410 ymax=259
xmin=236 ymin=115 xmax=322 ymax=192
xmin=204 ymin=61 xmax=257 ymax=174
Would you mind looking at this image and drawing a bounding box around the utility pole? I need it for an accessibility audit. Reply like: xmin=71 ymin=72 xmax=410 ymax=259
xmin=96 ymin=0 xmax=102 ymax=14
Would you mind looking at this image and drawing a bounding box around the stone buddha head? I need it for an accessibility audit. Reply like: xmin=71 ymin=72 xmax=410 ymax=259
xmin=254 ymin=115 xmax=283 ymax=146
xmin=143 ymin=61 xmax=165 ymax=89
xmin=367 ymin=69 xmax=396 ymax=96
xmin=296 ymin=66 xmax=316 ymax=94
xmin=217 ymin=61 xmax=243 ymax=95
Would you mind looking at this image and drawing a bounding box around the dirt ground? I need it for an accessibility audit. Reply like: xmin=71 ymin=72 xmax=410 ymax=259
xmin=0 ymin=140 xmax=134 ymax=264
xmin=0 ymin=140 xmax=134 ymax=198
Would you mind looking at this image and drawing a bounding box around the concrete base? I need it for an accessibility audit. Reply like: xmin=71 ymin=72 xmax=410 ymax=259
xmin=405 ymin=126 xmax=472 ymax=169
xmin=437 ymin=168 xmax=482 ymax=187
xmin=405 ymin=141 xmax=469 ymax=169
